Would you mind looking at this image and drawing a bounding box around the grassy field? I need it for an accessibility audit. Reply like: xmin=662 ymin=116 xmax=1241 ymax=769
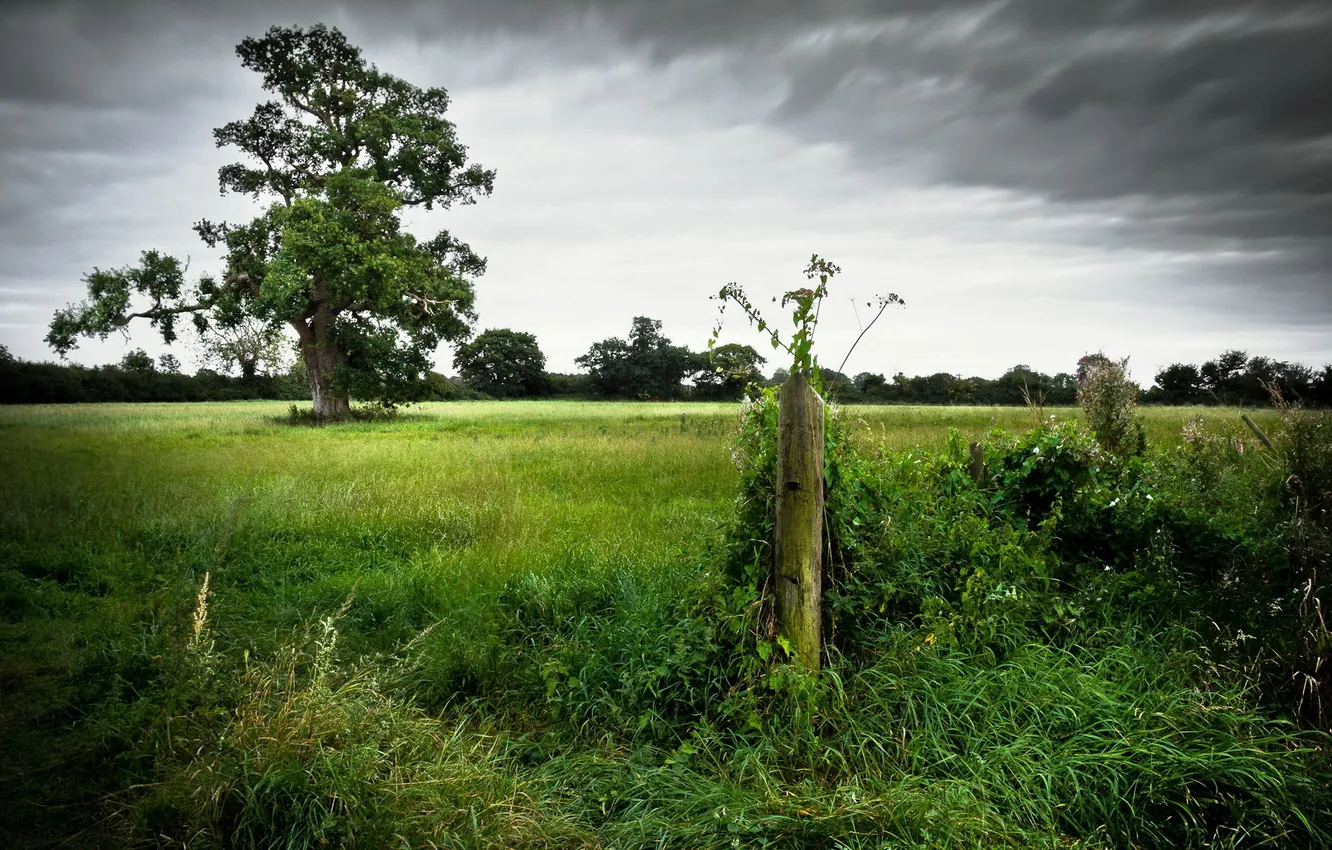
xmin=0 ymin=400 xmax=1318 ymax=848
xmin=0 ymin=399 xmax=1253 ymax=640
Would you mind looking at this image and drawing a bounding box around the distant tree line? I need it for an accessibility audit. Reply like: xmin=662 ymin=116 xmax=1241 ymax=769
xmin=808 ymin=364 xmax=1080 ymax=406
xmin=1144 ymin=350 xmax=1332 ymax=407
xmin=0 ymin=345 xmax=310 ymax=404
xmin=447 ymin=318 xmax=766 ymax=402
xmin=0 ymin=345 xmax=485 ymax=405
xmin=4 ymin=332 xmax=1329 ymax=408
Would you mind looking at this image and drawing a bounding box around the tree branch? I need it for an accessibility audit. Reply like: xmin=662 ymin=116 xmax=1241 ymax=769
xmin=257 ymin=152 xmax=292 ymax=205
xmin=123 ymin=300 xmax=211 ymax=323
xmin=288 ymin=92 xmax=335 ymax=131
xmin=403 ymin=292 xmax=457 ymax=314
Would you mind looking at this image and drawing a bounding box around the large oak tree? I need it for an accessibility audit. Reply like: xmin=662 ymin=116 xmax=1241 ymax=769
xmin=47 ymin=24 xmax=494 ymax=419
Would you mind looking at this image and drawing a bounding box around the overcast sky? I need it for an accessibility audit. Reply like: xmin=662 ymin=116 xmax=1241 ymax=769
xmin=1 ymin=0 xmax=1329 ymax=383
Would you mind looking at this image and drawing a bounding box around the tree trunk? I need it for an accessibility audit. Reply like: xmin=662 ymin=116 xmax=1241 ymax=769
xmin=774 ymin=371 xmax=824 ymax=671
xmin=305 ymin=349 xmax=350 ymax=420
xmin=291 ymin=304 xmax=349 ymax=421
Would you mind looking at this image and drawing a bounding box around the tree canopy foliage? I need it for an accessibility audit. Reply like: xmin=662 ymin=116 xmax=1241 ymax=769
xmin=47 ymin=24 xmax=493 ymax=419
xmin=576 ymin=317 xmax=698 ymax=400
xmin=453 ymin=329 xmax=549 ymax=398
xmin=692 ymin=342 xmax=766 ymax=400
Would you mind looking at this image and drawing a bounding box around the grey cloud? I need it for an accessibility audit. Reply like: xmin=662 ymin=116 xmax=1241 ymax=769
xmin=0 ymin=1 xmax=251 ymax=108
xmin=1019 ymin=24 xmax=1332 ymax=183
xmin=368 ymin=0 xmax=1332 ymax=257
xmin=6 ymin=0 xmax=1330 ymax=241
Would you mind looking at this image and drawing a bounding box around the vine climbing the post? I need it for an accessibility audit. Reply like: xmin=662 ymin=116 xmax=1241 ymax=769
xmin=709 ymin=254 xmax=902 ymax=388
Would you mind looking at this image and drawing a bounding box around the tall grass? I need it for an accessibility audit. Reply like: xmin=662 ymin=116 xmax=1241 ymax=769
xmin=0 ymin=400 xmax=1322 ymax=848
xmin=130 ymin=605 xmax=571 ymax=848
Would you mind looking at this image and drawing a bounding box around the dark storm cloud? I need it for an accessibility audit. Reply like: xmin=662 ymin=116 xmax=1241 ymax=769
xmin=8 ymin=0 xmax=1327 ymax=233
xmin=0 ymin=1 xmax=245 ymax=107
xmin=390 ymin=0 xmax=1329 ymax=318
xmin=306 ymin=0 xmax=1332 ymax=271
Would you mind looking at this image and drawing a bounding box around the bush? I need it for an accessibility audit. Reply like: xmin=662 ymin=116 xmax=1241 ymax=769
xmin=1077 ymin=353 xmax=1144 ymax=457
xmin=1266 ymin=392 xmax=1332 ymax=728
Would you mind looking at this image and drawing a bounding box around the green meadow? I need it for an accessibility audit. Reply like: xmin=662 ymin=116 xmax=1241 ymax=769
xmin=1 ymin=401 xmax=1325 ymax=848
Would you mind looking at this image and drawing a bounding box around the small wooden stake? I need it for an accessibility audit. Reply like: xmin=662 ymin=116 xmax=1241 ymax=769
xmin=968 ymin=442 xmax=986 ymax=483
xmin=774 ymin=371 xmax=824 ymax=671
xmin=1241 ymin=414 xmax=1274 ymax=450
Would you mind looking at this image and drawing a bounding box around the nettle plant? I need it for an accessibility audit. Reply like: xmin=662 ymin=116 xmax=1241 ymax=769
xmin=709 ymin=255 xmax=903 ymax=389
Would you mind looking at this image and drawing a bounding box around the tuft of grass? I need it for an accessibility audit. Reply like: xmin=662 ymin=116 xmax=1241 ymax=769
xmin=125 ymin=610 xmax=578 ymax=848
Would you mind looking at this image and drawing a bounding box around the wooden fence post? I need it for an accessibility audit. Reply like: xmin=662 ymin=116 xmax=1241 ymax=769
xmin=774 ymin=371 xmax=824 ymax=671
xmin=969 ymin=442 xmax=986 ymax=483
xmin=1240 ymin=414 xmax=1274 ymax=450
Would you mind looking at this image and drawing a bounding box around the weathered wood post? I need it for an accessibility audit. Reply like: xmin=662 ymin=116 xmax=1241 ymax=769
xmin=968 ymin=442 xmax=986 ymax=483
xmin=1241 ymin=413 xmax=1274 ymax=450
xmin=774 ymin=371 xmax=824 ymax=671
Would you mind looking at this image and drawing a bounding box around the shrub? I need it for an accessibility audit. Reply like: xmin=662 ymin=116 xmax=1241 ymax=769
xmin=1265 ymin=387 xmax=1332 ymax=728
xmin=1077 ymin=353 xmax=1144 ymax=457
